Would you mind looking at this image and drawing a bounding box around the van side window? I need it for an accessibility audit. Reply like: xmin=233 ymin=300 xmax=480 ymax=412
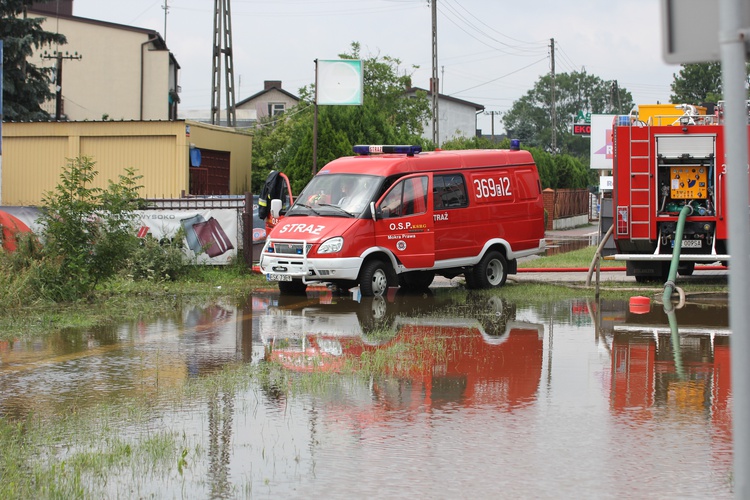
xmin=516 ymin=170 xmax=540 ymax=200
xmin=434 ymin=174 xmax=468 ymax=209
xmin=381 ymin=176 xmax=428 ymax=218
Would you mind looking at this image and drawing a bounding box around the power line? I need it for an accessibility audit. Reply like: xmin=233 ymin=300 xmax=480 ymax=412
xmin=451 ymin=57 xmax=547 ymax=95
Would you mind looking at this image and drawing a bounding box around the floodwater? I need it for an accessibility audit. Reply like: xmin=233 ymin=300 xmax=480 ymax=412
xmin=0 ymin=285 xmax=733 ymax=498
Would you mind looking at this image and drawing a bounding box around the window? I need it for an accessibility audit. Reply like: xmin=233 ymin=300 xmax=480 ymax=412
xmin=268 ymin=103 xmax=285 ymax=116
xmin=381 ymin=176 xmax=428 ymax=218
xmin=433 ymin=174 xmax=468 ymax=209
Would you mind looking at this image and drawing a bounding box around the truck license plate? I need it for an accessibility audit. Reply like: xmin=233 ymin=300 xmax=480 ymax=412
xmin=680 ymin=239 xmax=701 ymax=248
xmin=267 ymin=273 xmax=292 ymax=282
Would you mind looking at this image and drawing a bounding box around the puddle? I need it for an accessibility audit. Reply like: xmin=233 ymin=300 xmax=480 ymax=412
xmin=0 ymin=289 xmax=733 ymax=498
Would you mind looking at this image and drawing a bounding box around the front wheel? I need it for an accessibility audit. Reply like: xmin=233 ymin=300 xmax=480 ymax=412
xmin=359 ymin=259 xmax=395 ymax=297
xmin=470 ymin=250 xmax=508 ymax=289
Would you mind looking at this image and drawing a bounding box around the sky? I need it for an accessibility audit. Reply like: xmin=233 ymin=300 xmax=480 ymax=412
xmin=70 ymin=0 xmax=680 ymax=135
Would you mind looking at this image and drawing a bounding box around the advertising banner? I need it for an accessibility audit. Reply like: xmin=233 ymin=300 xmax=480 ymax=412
xmin=134 ymin=209 xmax=239 ymax=265
xmin=590 ymin=114 xmax=616 ymax=170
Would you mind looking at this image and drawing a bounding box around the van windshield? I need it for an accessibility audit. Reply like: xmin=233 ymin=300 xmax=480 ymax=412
xmin=288 ymin=174 xmax=382 ymax=217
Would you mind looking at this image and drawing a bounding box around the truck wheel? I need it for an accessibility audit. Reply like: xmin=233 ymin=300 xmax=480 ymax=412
xmin=398 ymin=271 xmax=435 ymax=291
xmin=464 ymin=272 xmax=479 ymax=289
xmin=678 ymin=262 xmax=695 ymax=276
xmin=278 ymin=279 xmax=308 ymax=295
xmin=359 ymin=259 xmax=395 ymax=297
xmin=471 ymin=251 xmax=508 ymax=289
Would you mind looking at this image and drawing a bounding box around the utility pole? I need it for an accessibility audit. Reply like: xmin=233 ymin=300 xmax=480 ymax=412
xmin=550 ymin=38 xmax=556 ymax=152
xmin=41 ymin=50 xmax=82 ymax=121
xmin=162 ymin=0 xmax=169 ymax=42
xmin=210 ymin=0 xmax=236 ymax=126
xmin=430 ymin=0 xmax=440 ymax=147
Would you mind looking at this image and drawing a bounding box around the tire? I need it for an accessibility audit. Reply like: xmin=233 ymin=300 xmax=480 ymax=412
xmin=464 ymin=271 xmax=479 ymax=289
xmin=359 ymin=259 xmax=395 ymax=297
xmin=470 ymin=250 xmax=508 ymax=289
xmin=278 ymin=279 xmax=308 ymax=295
xmin=678 ymin=262 xmax=695 ymax=276
xmin=398 ymin=271 xmax=435 ymax=291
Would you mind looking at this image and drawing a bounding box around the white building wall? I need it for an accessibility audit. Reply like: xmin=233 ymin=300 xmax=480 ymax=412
xmin=30 ymin=15 xmax=173 ymax=121
xmin=420 ymin=98 xmax=480 ymax=145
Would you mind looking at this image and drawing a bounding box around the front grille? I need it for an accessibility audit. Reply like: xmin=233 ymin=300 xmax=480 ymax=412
xmin=272 ymin=242 xmax=313 ymax=255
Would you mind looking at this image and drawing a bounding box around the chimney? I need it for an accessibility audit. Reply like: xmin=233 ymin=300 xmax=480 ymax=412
xmin=31 ymin=0 xmax=74 ymax=16
xmin=264 ymin=81 xmax=282 ymax=90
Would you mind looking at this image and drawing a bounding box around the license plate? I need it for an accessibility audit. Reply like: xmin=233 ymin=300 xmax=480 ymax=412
xmin=267 ymin=273 xmax=292 ymax=282
xmin=681 ymin=239 xmax=701 ymax=248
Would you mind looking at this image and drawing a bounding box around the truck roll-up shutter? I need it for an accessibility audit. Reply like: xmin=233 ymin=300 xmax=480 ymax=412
xmin=655 ymin=135 xmax=715 ymax=159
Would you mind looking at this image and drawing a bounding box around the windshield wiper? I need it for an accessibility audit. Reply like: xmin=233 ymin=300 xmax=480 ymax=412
xmin=317 ymin=203 xmax=355 ymax=217
xmin=293 ymin=203 xmax=321 ymax=216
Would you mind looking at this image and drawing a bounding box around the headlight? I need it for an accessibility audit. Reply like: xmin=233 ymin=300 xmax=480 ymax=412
xmin=318 ymin=237 xmax=343 ymax=254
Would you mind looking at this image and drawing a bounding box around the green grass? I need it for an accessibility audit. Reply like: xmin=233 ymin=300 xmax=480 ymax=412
xmin=519 ymin=245 xmax=620 ymax=268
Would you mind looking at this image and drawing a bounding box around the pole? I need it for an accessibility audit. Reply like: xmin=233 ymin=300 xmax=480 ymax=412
xmin=719 ymin=0 xmax=750 ymax=497
xmin=55 ymin=53 xmax=62 ymax=120
xmin=431 ymin=0 xmax=439 ymax=147
xmin=313 ymin=59 xmax=318 ymax=175
xmin=41 ymin=50 xmax=81 ymax=121
xmin=550 ymin=38 xmax=556 ymax=152
xmin=162 ymin=0 xmax=169 ymax=41
xmin=1 ymin=41 xmax=4 ymax=206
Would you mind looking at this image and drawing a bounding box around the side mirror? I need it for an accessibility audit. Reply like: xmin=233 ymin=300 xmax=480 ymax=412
xmin=370 ymin=201 xmax=377 ymax=221
xmin=270 ymin=199 xmax=282 ymax=219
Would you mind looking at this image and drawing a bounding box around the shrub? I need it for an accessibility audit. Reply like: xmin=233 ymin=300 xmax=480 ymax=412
xmin=126 ymin=231 xmax=188 ymax=282
xmin=37 ymin=156 xmax=144 ymax=300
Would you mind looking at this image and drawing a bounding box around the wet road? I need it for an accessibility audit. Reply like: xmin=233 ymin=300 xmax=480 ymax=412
xmin=0 ymin=287 xmax=733 ymax=498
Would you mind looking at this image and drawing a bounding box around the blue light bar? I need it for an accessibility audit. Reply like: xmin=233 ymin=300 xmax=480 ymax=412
xmin=353 ymin=145 xmax=422 ymax=156
xmin=510 ymin=139 xmax=521 ymax=151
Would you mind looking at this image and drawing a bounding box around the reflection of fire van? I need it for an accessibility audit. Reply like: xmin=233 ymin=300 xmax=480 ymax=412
xmin=259 ymin=144 xmax=546 ymax=296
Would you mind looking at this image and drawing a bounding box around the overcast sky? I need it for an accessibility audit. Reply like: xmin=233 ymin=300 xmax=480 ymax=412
xmin=71 ymin=0 xmax=680 ymax=134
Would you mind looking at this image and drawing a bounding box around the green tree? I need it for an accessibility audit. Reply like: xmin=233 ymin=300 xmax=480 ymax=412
xmin=1 ymin=0 xmax=67 ymax=120
xmin=38 ymin=157 xmax=144 ymax=299
xmin=502 ymin=70 xmax=633 ymax=158
xmin=669 ymin=62 xmax=724 ymax=104
xmin=251 ymin=42 xmax=430 ymax=193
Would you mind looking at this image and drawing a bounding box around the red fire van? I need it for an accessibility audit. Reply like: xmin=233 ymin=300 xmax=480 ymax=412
xmin=259 ymin=144 xmax=546 ymax=296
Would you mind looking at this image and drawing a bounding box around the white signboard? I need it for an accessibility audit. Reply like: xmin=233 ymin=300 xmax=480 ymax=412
xmin=661 ymin=0 xmax=723 ymax=63
xmin=589 ymin=114 xmax=616 ymax=170
xmin=599 ymin=176 xmax=614 ymax=191
xmin=317 ymin=59 xmax=363 ymax=105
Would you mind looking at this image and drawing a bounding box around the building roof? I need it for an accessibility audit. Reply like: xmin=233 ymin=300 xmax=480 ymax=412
xmin=406 ymin=87 xmax=485 ymax=112
xmin=236 ymin=84 xmax=300 ymax=107
xmin=28 ymin=9 xmax=169 ymax=51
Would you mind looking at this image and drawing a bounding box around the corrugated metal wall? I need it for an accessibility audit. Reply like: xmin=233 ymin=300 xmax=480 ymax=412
xmin=1 ymin=120 xmax=252 ymax=205
xmin=80 ymin=135 xmax=181 ymax=198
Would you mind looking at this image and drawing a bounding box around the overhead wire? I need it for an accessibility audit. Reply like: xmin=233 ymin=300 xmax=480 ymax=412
xmin=437 ymin=0 xmax=547 ymax=57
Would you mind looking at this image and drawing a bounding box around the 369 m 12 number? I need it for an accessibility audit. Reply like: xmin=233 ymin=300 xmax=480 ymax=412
xmin=473 ymin=176 xmax=512 ymax=200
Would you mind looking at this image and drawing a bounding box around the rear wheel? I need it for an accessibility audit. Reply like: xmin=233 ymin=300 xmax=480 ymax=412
xmin=470 ymin=250 xmax=508 ymax=289
xmin=278 ymin=279 xmax=308 ymax=295
xmin=359 ymin=259 xmax=395 ymax=297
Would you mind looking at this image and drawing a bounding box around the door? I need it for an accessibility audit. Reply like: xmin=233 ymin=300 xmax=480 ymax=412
xmin=374 ymin=174 xmax=435 ymax=269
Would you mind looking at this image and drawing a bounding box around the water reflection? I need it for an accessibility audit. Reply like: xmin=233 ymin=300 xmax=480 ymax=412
xmin=0 ymin=297 xmax=255 ymax=419
xmin=597 ymin=296 xmax=732 ymax=478
xmin=0 ymin=287 xmax=734 ymax=497
xmin=260 ymin=289 xmax=544 ymax=410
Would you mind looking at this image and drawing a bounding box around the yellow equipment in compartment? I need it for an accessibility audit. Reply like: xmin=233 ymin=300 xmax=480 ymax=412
xmin=670 ymin=166 xmax=708 ymax=199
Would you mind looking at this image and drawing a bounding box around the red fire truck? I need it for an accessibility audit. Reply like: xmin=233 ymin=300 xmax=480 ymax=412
xmin=611 ymin=103 xmax=735 ymax=281
xmin=260 ymin=144 xmax=546 ymax=296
